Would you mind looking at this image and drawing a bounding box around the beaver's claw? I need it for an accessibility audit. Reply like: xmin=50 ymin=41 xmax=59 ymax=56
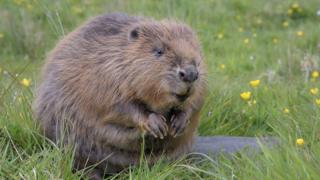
xmin=170 ymin=111 xmax=188 ymax=137
xmin=141 ymin=113 xmax=168 ymax=139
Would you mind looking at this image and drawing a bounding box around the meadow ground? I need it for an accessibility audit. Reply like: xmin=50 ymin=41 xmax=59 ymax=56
xmin=1 ymin=0 xmax=320 ymax=179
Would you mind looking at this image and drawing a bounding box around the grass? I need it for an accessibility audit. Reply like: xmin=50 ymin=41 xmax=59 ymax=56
xmin=1 ymin=0 xmax=320 ymax=179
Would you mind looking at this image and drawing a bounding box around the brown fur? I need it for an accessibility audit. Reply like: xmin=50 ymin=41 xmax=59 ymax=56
xmin=33 ymin=13 xmax=207 ymax=177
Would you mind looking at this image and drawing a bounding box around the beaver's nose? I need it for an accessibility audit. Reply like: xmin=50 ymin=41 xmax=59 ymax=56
xmin=178 ymin=65 xmax=199 ymax=83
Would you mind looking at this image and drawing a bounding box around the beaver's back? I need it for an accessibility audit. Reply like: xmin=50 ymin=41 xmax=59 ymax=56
xmin=34 ymin=13 xmax=142 ymax=140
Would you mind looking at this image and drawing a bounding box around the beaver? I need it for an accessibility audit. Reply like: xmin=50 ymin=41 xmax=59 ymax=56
xmin=33 ymin=13 xmax=207 ymax=178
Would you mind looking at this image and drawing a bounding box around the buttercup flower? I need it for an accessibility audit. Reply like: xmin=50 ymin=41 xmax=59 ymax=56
xmin=240 ymin=91 xmax=251 ymax=101
xmin=310 ymin=88 xmax=318 ymax=95
xmin=26 ymin=4 xmax=33 ymax=11
xmin=288 ymin=3 xmax=303 ymax=15
xmin=21 ymin=78 xmax=31 ymax=87
xmin=311 ymin=71 xmax=319 ymax=79
xmin=315 ymin=99 xmax=320 ymax=106
xmin=249 ymin=80 xmax=260 ymax=88
xmin=272 ymin=38 xmax=279 ymax=44
xmin=217 ymin=33 xmax=224 ymax=39
xmin=296 ymin=31 xmax=304 ymax=37
xmin=243 ymin=38 xmax=250 ymax=44
xmin=238 ymin=27 xmax=244 ymax=32
xmin=219 ymin=64 xmax=226 ymax=69
xmin=296 ymin=138 xmax=304 ymax=146
xmin=282 ymin=21 xmax=289 ymax=28
xmin=283 ymin=108 xmax=290 ymax=114
xmin=256 ymin=18 xmax=262 ymax=25
xmin=292 ymin=3 xmax=300 ymax=9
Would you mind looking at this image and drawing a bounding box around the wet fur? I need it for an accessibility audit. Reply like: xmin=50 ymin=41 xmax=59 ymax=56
xmin=33 ymin=13 xmax=207 ymax=176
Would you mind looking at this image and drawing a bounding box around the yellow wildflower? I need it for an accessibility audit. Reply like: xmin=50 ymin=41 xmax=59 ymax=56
xmin=21 ymin=78 xmax=31 ymax=87
xmin=219 ymin=64 xmax=226 ymax=70
xmin=256 ymin=18 xmax=263 ymax=25
xmin=249 ymin=80 xmax=260 ymax=88
xmin=310 ymin=88 xmax=318 ymax=95
xmin=272 ymin=38 xmax=279 ymax=44
xmin=282 ymin=21 xmax=289 ymax=28
xmin=283 ymin=108 xmax=290 ymax=114
xmin=292 ymin=3 xmax=300 ymax=9
xmin=238 ymin=27 xmax=244 ymax=32
xmin=296 ymin=31 xmax=304 ymax=37
xmin=26 ymin=4 xmax=33 ymax=11
xmin=296 ymin=138 xmax=304 ymax=146
xmin=311 ymin=71 xmax=319 ymax=79
xmin=315 ymin=99 xmax=320 ymax=106
xmin=217 ymin=33 xmax=224 ymax=39
xmin=243 ymin=38 xmax=250 ymax=44
xmin=240 ymin=91 xmax=251 ymax=101
xmin=287 ymin=8 xmax=293 ymax=15
xmin=252 ymin=33 xmax=257 ymax=38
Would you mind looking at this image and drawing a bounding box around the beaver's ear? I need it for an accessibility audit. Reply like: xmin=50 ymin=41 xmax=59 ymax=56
xmin=128 ymin=27 xmax=140 ymax=41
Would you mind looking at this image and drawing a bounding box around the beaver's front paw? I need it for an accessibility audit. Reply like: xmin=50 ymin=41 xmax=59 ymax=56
xmin=140 ymin=113 xmax=168 ymax=139
xmin=170 ymin=111 xmax=189 ymax=137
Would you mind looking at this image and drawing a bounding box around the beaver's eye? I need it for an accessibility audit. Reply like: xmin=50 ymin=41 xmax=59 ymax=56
xmin=153 ymin=48 xmax=163 ymax=58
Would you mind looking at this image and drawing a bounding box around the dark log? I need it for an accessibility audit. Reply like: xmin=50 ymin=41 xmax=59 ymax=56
xmin=192 ymin=136 xmax=278 ymax=157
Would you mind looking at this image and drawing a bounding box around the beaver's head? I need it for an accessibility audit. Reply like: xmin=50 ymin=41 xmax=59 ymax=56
xmin=124 ymin=20 xmax=207 ymax=111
